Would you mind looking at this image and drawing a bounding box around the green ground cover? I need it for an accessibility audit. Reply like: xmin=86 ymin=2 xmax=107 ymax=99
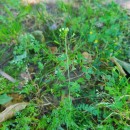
xmin=0 ymin=0 xmax=130 ymax=129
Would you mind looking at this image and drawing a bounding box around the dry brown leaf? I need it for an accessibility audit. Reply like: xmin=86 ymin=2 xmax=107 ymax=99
xmin=82 ymin=52 xmax=92 ymax=62
xmin=0 ymin=102 xmax=28 ymax=123
xmin=21 ymin=0 xmax=41 ymax=5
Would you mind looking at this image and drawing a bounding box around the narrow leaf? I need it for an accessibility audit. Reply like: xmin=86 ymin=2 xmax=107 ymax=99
xmin=114 ymin=57 xmax=130 ymax=74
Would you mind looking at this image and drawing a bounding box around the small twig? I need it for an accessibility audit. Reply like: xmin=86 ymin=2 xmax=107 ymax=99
xmin=0 ymin=56 xmax=13 ymax=67
xmin=101 ymin=112 xmax=119 ymax=124
xmin=43 ymin=102 xmax=52 ymax=106
xmin=66 ymin=73 xmax=84 ymax=81
xmin=0 ymin=69 xmax=16 ymax=83
xmin=72 ymin=96 xmax=88 ymax=101
xmin=43 ymin=96 xmax=51 ymax=104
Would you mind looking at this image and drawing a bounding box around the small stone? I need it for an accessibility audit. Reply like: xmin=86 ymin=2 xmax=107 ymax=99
xmin=48 ymin=46 xmax=58 ymax=54
xmin=82 ymin=52 xmax=92 ymax=63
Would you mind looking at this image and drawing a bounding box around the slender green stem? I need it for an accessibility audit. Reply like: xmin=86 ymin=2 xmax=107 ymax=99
xmin=65 ymin=35 xmax=71 ymax=130
xmin=65 ymin=36 xmax=70 ymax=98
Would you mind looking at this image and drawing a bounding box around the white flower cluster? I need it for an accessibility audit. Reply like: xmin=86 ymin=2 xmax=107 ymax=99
xmin=59 ymin=27 xmax=69 ymax=39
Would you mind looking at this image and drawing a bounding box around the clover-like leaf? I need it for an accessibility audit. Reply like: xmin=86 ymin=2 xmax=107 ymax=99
xmin=0 ymin=94 xmax=12 ymax=105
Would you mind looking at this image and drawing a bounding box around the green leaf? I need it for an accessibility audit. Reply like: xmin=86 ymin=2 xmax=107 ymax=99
xmin=38 ymin=62 xmax=44 ymax=70
xmin=0 ymin=94 xmax=12 ymax=105
xmin=88 ymin=33 xmax=96 ymax=42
